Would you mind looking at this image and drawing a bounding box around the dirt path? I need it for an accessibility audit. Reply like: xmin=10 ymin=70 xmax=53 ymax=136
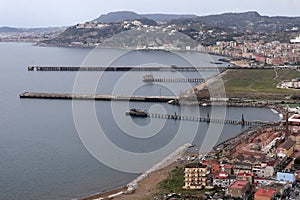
xmin=273 ymin=68 xmax=278 ymax=80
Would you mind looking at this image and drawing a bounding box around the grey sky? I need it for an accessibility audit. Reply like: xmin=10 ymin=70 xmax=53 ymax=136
xmin=1 ymin=0 xmax=299 ymax=27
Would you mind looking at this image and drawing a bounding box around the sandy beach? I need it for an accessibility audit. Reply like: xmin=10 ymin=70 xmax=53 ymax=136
xmin=81 ymin=144 xmax=192 ymax=200
xmin=81 ymin=161 xmax=181 ymax=200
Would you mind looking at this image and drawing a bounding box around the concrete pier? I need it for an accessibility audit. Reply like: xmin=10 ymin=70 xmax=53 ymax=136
xmin=27 ymin=66 xmax=227 ymax=72
xmin=19 ymin=92 xmax=178 ymax=103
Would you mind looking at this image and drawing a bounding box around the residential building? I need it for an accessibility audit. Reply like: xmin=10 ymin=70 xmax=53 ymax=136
xmin=276 ymin=140 xmax=296 ymax=158
xmin=277 ymin=171 xmax=296 ymax=184
xmin=213 ymin=172 xmax=236 ymax=188
xmin=289 ymin=132 xmax=300 ymax=145
xmin=254 ymin=177 xmax=276 ymax=185
xmin=183 ymin=163 xmax=207 ymax=189
xmin=227 ymin=180 xmax=251 ymax=199
xmin=263 ymin=182 xmax=289 ymax=197
xmin=253 ymin=163 xmax=275 ymax=178
xmin=232 ymin=162 xmax=252 ymax=175
xmin=237 ymin=172 xmax=253 ymax=183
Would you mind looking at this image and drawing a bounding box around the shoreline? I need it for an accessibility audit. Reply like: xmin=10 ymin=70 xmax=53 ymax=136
xmin=80 ymin=143 xmax=192 ymax=200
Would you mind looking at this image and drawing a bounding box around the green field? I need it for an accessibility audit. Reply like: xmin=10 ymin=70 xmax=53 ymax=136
xmin=223 ymin=69 xmax=300 ymax=100
xmin=152 ymin=166 xmax=216 ymax=200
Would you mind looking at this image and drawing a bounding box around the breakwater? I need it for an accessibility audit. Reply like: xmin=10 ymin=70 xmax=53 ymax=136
xmin=19 ymin=92 xmax=178 ymax=103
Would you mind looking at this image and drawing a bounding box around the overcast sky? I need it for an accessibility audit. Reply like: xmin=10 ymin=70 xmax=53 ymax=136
xmin=1 ymin=0 xmax=299 ymax=27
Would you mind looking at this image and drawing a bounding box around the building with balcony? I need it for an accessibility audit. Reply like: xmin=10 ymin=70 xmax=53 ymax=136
xmin=213 ymin=172 xmax=236 ymax=188
xmin=183 ymin=163 xmax=207 ymax=189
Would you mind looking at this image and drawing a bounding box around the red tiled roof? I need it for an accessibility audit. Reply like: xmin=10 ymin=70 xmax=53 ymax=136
xmin=229 ymin=180 xmax=249 ymax=189
xmin=255 ymin=188 xmax=276 ymax=197
xmin=238 ymin=172 xmax=252 ymax=177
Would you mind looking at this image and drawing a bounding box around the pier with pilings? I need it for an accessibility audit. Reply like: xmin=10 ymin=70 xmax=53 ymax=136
xmin=27 ymin=65 xmax=227 ymax=72
xmin=27 ymin=65 xmax=278 ymax=72
xmin=126 ymin=111 xmax=275 ymax=126
xmin=19 ymin=92 xmax=178 ymax=103
xmin=142 ymin=74 xmax=204 ymax=83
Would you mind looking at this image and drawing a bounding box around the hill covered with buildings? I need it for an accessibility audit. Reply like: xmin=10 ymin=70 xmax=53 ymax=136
xmin=38 ymin=11 xmax=300 ymax=50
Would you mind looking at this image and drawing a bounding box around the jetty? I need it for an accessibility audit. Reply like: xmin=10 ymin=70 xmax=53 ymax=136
xmin=27 ymin=66 xmax=227 ymax=72
xmin=19 ymin=92 xmax=178 ymax=103
xmin=143 ymin=74 xmax=204 ymax=83
xmin=27 ymin=65 xmax=279 ymax=72
xmin=126 ymin=110 xmax=275 ymax=126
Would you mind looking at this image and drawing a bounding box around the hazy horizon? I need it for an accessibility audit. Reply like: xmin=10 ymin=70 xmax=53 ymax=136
xmin=1 ymin=0 xmax=299 ymax=28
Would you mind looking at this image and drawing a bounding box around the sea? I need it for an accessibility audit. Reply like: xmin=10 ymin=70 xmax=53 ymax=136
xmin=0 ymin=42 xmax=281 ymax=200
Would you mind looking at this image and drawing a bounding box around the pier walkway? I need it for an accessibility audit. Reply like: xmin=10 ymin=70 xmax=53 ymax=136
xmin=127 ymin=112 xmax=275 ymax=126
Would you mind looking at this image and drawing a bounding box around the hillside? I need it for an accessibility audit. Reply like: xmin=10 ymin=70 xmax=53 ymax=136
xmin=170 ymin=11 xmax=300 ymax=33
xmin=99 ymin=28 xmax=198 ymax=50
xmin=141 ymin=14 xmax=197 ymax=22
xmin=39 ymin=18 xmax=158 ymax=47
xmin=94 ymin=11 xmax=142 ymax=23
xmin=39 ymin=11 xmax=300 ymax=48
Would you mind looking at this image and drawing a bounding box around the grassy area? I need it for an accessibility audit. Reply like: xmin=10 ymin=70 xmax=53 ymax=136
xmin=153 ymin=166 xmax=214 ymax=199
xmin=223 ymin=69 xmax=300 ymax=100
xmin=158 ymin=167 xmax=185 ymax=193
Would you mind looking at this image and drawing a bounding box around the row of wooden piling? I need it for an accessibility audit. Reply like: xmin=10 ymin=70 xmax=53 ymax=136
xmin=146 ymin=112 xmax=273 ymax=126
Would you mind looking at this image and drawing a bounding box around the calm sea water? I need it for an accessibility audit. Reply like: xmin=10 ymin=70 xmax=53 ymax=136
xmin=0 ymin=43 xmax=280 ymax=200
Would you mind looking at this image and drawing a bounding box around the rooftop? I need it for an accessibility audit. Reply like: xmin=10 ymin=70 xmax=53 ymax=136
xmin=237 ymin=172 xmax=252 ymax=177
xmin=229 ymin=180 xmax=249 ymax=189
xmin=278 ymin=139 xmax=296 ymax=150
xmin=215 ymin=173 xmax=236 ymax=179
xmin=185 ymin=163 xmax=207 ymax=168
xmin=255 ymin=188 xmax=276 ymax=197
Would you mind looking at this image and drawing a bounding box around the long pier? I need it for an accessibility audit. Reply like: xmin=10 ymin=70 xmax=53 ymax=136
xmin=27 ymin=66 xmax=226 ymax=72
xmin=127 ymin=112 xmax=275 ymax=126
xmin=19 ymin=92 xmax=178 ymax=103
xmin=27 ymin=65 xmax=277 ymax=72
xmin=143 ymin=77 xmax=204 ymax=83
